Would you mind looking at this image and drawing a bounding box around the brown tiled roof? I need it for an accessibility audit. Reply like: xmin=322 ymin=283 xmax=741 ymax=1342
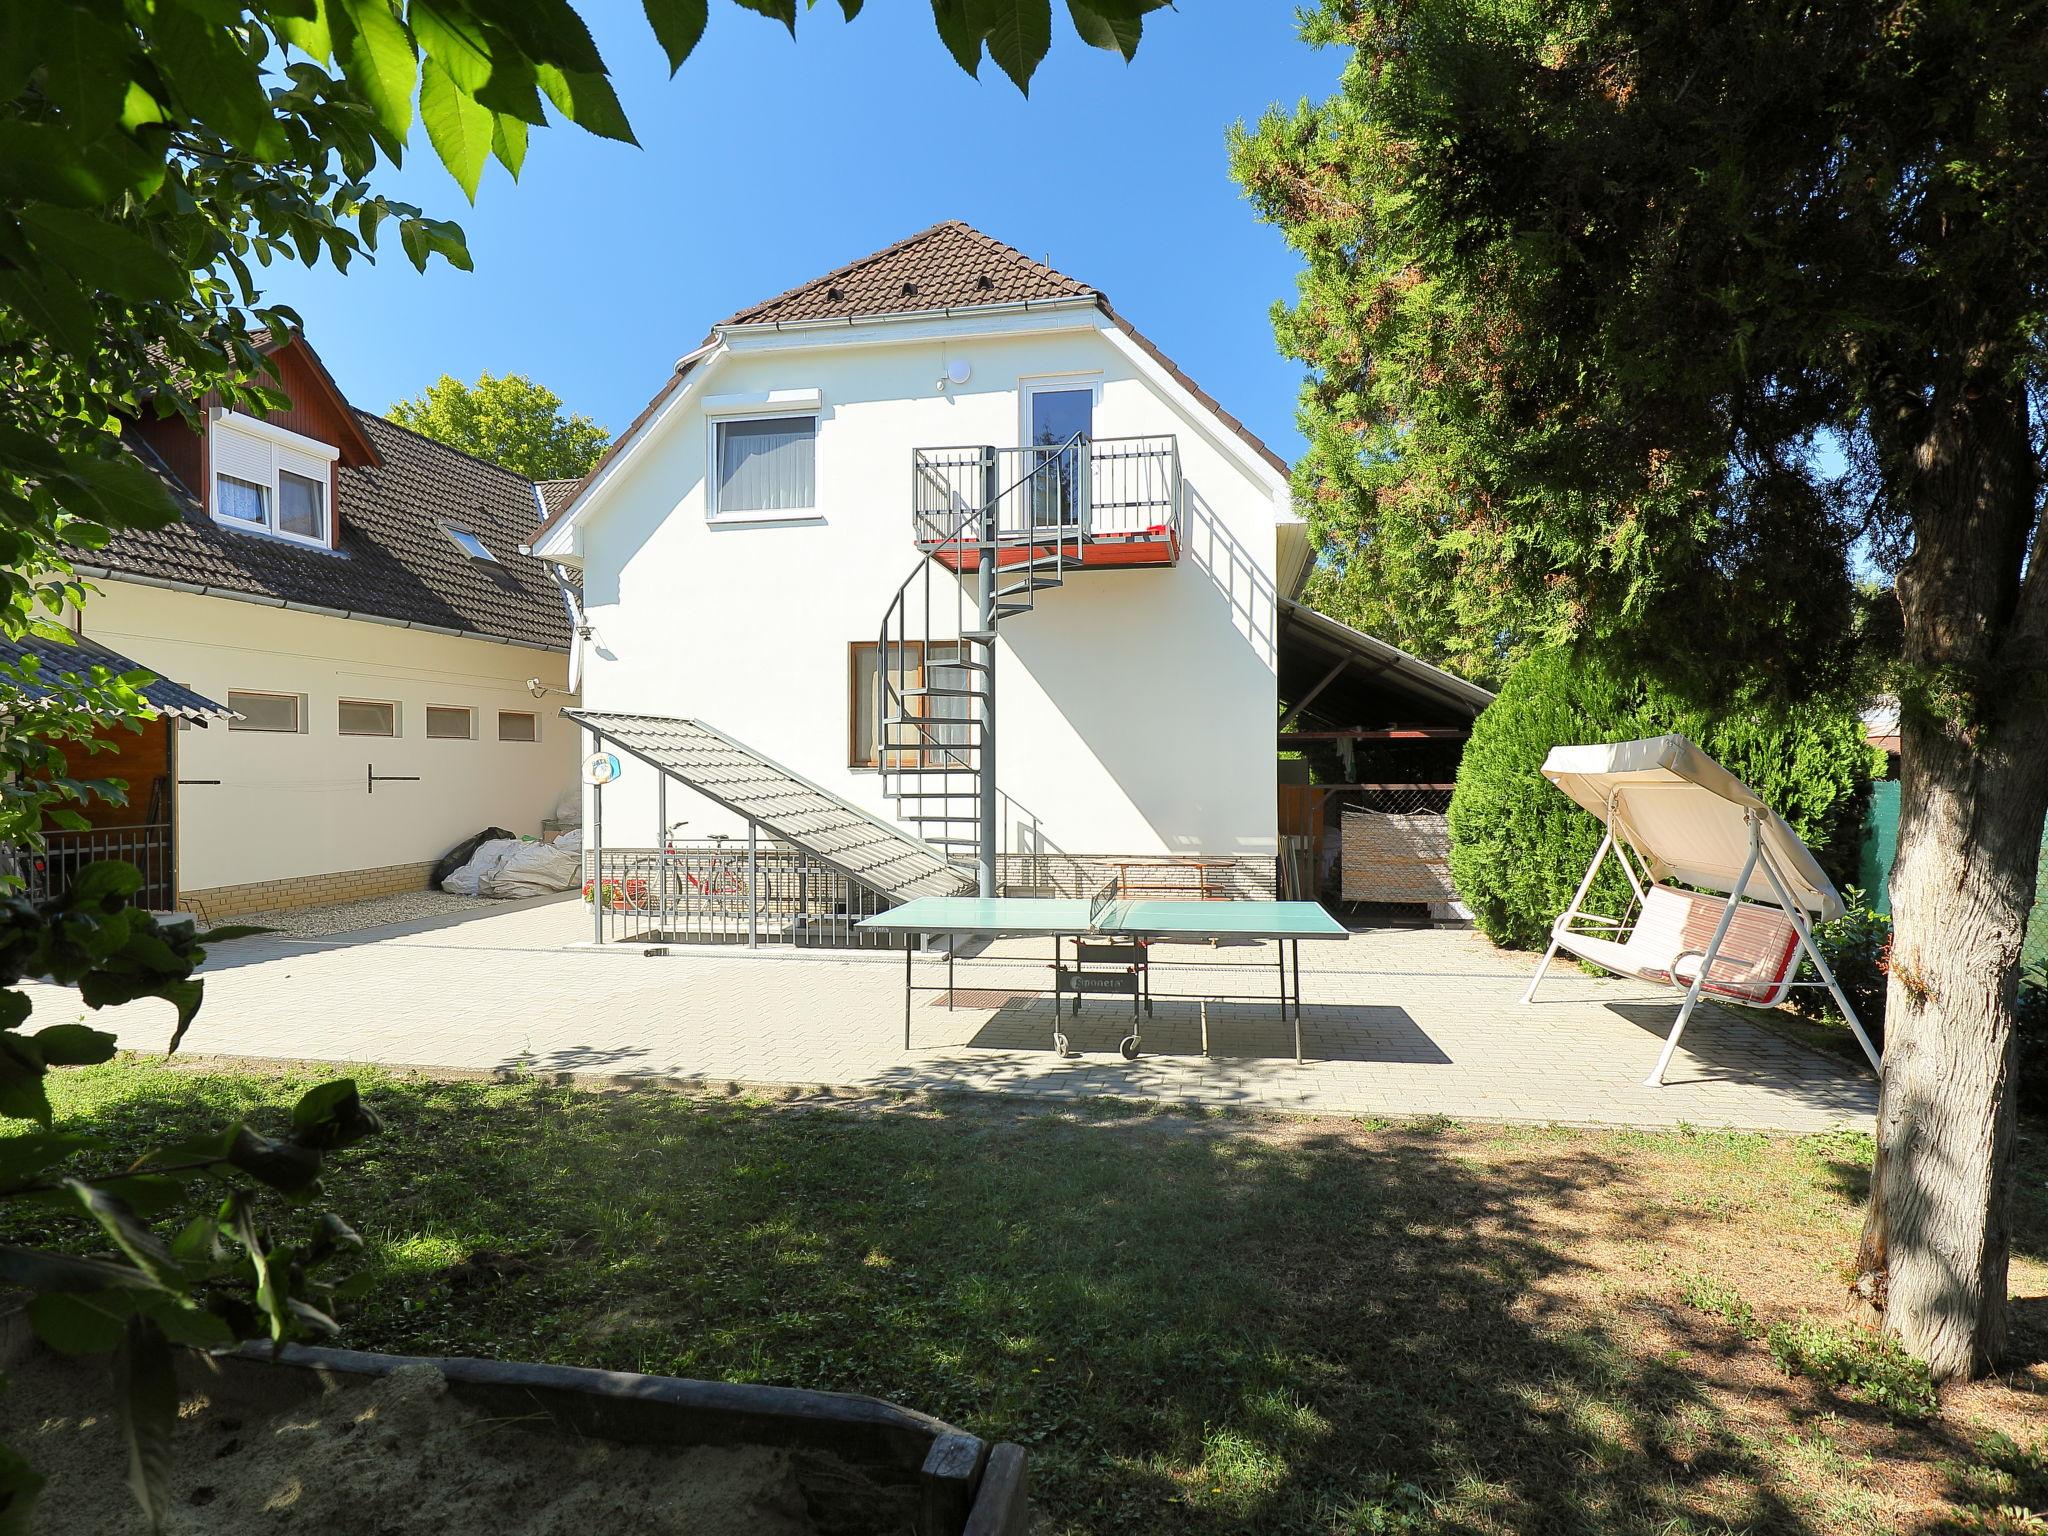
xmin=721 ymin=221 xmax=1094 ymax=326
xmin=529 ymin=222 xmax=1290 ymax=548
xmin=535 ymin=478 xmax=582 ymax=520
xmin=93 ymin=414 xmax=571 ymax=650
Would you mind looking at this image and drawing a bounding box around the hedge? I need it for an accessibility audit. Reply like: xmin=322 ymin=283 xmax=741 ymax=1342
xmin=1447 ymin=649 xmax=1882 ymax=949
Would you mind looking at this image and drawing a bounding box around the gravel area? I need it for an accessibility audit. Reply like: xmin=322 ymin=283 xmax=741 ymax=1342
xmin=215 ymin=889 xmax=505 ymax=940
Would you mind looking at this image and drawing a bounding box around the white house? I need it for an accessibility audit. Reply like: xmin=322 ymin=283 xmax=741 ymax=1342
xmin=530 ymin=223 xmax=1489 ymax=935
xmin=16 ymin=332 xmax=582 ymax=922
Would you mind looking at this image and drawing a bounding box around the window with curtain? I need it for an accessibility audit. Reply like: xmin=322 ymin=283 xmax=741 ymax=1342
xmin=715 ymin=415 xmax=815 ymax=515
xmin=279 ymin=470 xmax=325 ymax=540
xmin=216 ymin=474 xmax=268 ymax=525
xmin=848 ymin=641 xmax=971 ymax=768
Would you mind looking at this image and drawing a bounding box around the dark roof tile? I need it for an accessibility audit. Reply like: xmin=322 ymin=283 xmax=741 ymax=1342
xmin=89 ymin=414 xmax=570 ymax=650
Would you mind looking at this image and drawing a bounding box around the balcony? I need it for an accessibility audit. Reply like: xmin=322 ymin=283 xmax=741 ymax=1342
xmin=912 ymin=436 xmax=1181 ymax=573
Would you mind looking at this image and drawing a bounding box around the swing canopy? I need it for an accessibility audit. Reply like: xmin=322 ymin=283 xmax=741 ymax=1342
xmin=1540 ymin=735 xmax=1845 ymax=922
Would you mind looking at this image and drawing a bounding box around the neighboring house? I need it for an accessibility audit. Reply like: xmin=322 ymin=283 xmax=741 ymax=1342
xmin=531 ymin=222 xmax=1488 ymax=936
xmin=19 ymin=331 xmax=581 ymax=921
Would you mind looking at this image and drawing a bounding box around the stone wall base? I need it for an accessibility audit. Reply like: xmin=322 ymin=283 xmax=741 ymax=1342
xmin=179 ymin=861 xmax=436 ymax=925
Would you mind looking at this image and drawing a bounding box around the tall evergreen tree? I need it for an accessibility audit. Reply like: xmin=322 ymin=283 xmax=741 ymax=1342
xmin=1234 ymin=0 xmax=2048 ymax=1378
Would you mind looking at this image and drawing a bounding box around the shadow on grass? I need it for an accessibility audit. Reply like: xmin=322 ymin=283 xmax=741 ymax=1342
xmin=17 ymin=1067 xmax=2039 ymax=1535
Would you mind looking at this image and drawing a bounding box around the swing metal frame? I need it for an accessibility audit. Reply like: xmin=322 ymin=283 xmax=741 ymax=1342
xmin=1522 ymin=790 xmax=1883 ymax=1086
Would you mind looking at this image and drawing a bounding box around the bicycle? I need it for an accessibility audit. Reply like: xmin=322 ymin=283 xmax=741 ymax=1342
xmin=612 ymin=823 xmax=749 ymax=912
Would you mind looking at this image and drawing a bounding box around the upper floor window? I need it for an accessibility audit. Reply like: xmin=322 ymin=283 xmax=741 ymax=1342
xmin=210 ymin=412 xmax=336 ymax=547
xmin=711 ymin=414 xmax=816 ymax=518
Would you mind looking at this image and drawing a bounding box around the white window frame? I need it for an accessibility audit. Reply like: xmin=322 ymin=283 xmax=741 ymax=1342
xmin=209 ymin=410 xmax=338 ymax=549
xmin=496 ymin=709 xmax=539 ymax=743
xmin=227 ymin=689 xmax=305 ymax=734
xmin=424 ymin=704 xmax=475 ymax=741
xmin=338 ymin=698 xmax=400 ymax=737
xmin=1018 ymin=374 xmax=1102 ymax=449
xmin=704 ymin=389 xmax=823 ymax=524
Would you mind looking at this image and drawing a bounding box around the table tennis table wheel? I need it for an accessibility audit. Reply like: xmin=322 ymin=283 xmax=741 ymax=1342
xmin=1053 ymin=1031 xmax=1070 ymax=1058
xmin=1119 ymin=1035 xmax=1141 ymax=1061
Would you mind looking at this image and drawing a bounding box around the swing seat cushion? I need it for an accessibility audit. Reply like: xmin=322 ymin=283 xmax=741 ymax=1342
xmin=1553 ymin=885 xmax=1801 ymax=1006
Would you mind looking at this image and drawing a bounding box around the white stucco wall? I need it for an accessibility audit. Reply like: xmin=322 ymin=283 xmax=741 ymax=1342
xmin=565 ymin=311 xmax=1285 ymax=860
xmin=81 ymin=581 xmax=578 ymax=890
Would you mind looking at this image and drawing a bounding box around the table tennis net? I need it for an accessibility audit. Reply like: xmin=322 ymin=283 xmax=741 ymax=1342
xmin=1088 ymin=877 xmax=1121 ymax=930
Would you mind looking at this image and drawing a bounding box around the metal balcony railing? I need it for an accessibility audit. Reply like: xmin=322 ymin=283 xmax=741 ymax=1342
xmin=912 ymin=435 xmax=1181 ymax=551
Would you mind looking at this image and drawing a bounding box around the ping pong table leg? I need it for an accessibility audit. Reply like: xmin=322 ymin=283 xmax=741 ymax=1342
xmin=1292 ymin=940 xmax=1303 ymax=1065
xmin=947 ymin=945 xmax=954 ymax=1010
xmin=904 ymin=941 xmax=913 ymax=1051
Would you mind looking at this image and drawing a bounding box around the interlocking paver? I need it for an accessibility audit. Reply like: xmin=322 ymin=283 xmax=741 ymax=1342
xmin=18 ymin=898 xmax=1878 ymax=1131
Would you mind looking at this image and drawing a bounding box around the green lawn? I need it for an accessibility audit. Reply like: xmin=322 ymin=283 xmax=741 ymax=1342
xmin=12 ymin=1065 xmax=2048 ymax=1534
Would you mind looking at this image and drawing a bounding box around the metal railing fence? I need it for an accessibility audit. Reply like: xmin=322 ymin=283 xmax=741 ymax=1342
xmin=586 ymin=840 xmax=907 ymax=949
xmin=5 ymin=826 xmax=175 ymax=911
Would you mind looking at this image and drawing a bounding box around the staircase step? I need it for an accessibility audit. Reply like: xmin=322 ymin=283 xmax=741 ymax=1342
xmin=899 ymin=687 xmax=989 ymax=699
xmin=960 ymin=629 xmax=997 ymax=644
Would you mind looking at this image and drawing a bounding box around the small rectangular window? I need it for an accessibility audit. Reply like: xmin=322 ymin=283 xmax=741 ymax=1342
xmin=338 ymin=698 xmax=397 ymax=737
xmin=425 ymin=705 xmax=474 ymax=740
xmin=279 ymin=469 xmax=326 ymax=540
xmin=216 ymin=475 xmax=269 ymax=525
xmin=228 ymin=690 xmax=301 ymax=733
xmin=497 ymin=710 xmax=538 ymax=743
xmin=715 ymin=415 xmax=816 ymax=515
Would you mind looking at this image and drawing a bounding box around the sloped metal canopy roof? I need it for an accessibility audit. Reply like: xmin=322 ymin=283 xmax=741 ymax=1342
xmin=565 ymin=711 xmax=973 ymax=903
xmin=0 ymin=632 xmax=235 ymax=720
xmin=1278 ymin=599 xmax=1495 ymax=720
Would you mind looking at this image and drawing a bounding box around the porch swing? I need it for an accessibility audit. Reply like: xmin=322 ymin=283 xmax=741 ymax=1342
xmin=1520 ymin=735 xmax=1883 ymax=1086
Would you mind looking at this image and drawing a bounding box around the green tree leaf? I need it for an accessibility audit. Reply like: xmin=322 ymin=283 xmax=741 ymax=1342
xmin=116 ymin=1315 xmax=176 ymax=1533
xmin=27 ymin=1022 xmax=117 ymax=1067
xmin=490 ymin=110 xmax=528 ymax=177
xmin=335 ymin=0 xmax=418 ymax=146
xmin=411 ymin=0 xmax=495 ymax=94
xmin=419 ymin=54 xmax=494 ymax=199
xmin=1066 ymin=0 xmax=1140 ymax=59
xmin=30 ymin=1288 xmax=136 ymax=1355
xmin=533 ymin=61 xmax=637 ymax=144
xmin=0 ymin=1441 xmax=45 ymax=1536
xmin=929 ymin=0 xmax=984 ymax=75
xmin=968 ymin=0 xmax=1050 ymax=93
xmin=643 ymin=0 xmax=709 ymax=74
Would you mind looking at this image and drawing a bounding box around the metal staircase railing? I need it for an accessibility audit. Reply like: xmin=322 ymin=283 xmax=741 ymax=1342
xmin=876 ymin=436 xmax=1090 ymax=892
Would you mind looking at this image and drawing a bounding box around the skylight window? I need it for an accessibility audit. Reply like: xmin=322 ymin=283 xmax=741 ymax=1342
xmin=444 ymin=525 xmax=497 ymax=562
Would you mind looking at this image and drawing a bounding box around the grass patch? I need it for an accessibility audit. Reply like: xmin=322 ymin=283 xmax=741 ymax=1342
xmin=1678 ymin=1273 xmax=1758 ymax=1336
xmin=6 ymin=1063 xmax=2045 ymax=1534
xmin=1765 ymin=1317 xmax=1939 ymax=1421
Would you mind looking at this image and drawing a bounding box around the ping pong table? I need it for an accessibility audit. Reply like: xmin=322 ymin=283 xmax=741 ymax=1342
xmin=857 ymin=884 xmax=1349 ymax=1063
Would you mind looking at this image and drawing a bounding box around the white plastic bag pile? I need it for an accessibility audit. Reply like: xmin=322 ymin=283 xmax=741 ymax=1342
xmin=440 ymin=829 xmax=583 ymax=899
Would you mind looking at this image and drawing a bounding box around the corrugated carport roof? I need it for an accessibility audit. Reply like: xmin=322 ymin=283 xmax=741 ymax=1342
xmin=1279 ymin=599 xmax=1495 ymax=720
xmin=565 ymin=711 xmax=972 ymax=903
xmin=1 ymin=632 xmax=235 ymax=720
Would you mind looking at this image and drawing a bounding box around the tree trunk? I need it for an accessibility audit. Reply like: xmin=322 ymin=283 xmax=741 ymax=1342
xmin=1855 ymin=380 xmax=2048 ymax=1380
xmin=1860 ymin=717 xmax=2046 ymax=1376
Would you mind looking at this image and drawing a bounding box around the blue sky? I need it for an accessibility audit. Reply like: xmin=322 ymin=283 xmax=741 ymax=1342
xmin=265 ymin=4 xmax=1341 ymax=464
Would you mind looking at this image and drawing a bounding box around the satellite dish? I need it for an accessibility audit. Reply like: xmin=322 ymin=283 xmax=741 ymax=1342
xmin=582 ymin=751 xmax=622 ymax=786
xmin=947 ymin=359 xmax=972 ymax=386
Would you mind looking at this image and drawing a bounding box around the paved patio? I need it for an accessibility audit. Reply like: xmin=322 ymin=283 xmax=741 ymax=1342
xmin=26 ymin=898 xmax=1877 ymax=1130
